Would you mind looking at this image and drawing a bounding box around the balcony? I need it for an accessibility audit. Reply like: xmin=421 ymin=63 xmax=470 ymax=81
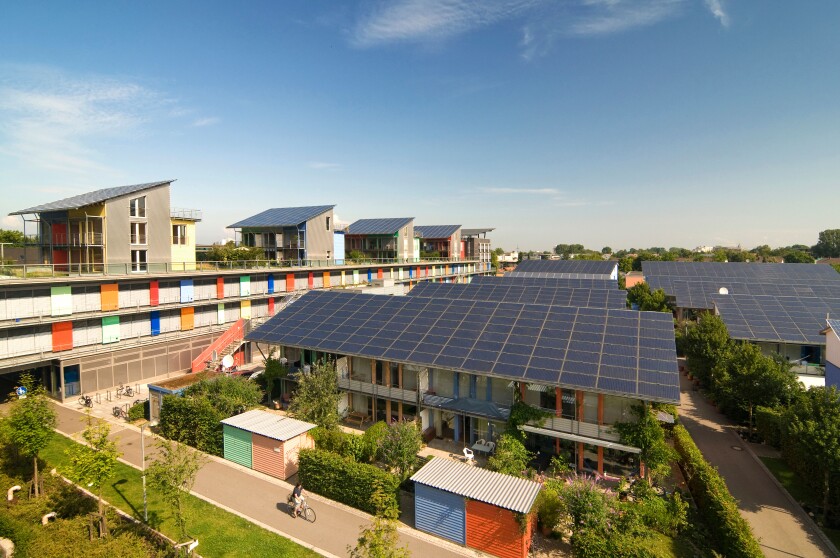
xmin=48 ymin=232 xmax=104 ymax=246
xmin=171 ymin=208 xmax=203 ymax=221
xmin=337 ymin=377 xmax=417 ymax=403
xmin=535 ymin=415 xmax=622 ymax=443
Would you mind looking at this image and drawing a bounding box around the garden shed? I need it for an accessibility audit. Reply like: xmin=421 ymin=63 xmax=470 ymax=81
xmin=220 ymin=410 xmax=315 ymax=479
xmin=410 ymin=458 xmax=541 ymax=558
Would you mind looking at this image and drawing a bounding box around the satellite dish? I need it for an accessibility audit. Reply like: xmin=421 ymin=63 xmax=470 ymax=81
xmin=718 ymin=287 xmax=729 ymax=295
xmin=222 ymin=355 xmax=234 ymax=368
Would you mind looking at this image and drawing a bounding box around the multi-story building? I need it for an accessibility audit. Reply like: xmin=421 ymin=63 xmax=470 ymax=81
xmin=227 ymin=205 xmax=338 ymax=263
xmin=415 ymin=225 xmax=462 ymax=260
xmin=461 ymin=228 xmax=494 ymax=267
xmin=10 ymin=180 xmax=201 ymax=273
xmin=345 ymin=218 xmax=417 ymax=262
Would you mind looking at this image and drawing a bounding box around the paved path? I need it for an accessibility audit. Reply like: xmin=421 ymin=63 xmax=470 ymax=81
xmin=53 ymin=403 xmax=478 ymax=558
xmin=679 ymin=374 xmax=835 ymax=558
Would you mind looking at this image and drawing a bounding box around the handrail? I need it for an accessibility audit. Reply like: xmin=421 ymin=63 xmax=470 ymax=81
xmin=190 ymin=318 xmax=246 ymax=373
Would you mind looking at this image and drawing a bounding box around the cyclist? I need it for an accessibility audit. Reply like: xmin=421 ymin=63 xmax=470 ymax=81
xmin=290 ymin=482 xmax=305 ymax=518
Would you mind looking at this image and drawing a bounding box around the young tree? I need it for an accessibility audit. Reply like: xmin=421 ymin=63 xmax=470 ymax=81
xmin=67 ymin=413 xmax=121 ymax=537
xmin=613 ymin=404 xmax=676 ymax=483
xmin=813 ymin=229 xmax=840 ymax=258
xmin=682 ymin=315 xmax=733 ymax=386
xmin=348 ymin=488 xmax=410 ymax=558
xmin=260 ymin=349 xmax=287 ymax=405
xmin=783 ymin=250 xmax=815 ymax=263
xmin=486 ymin=434 xmax=532 ymax=477
xmin=289 ymin=360 xmax=341 ymax=430
xmin=380 ymin=421 xmax=423 ymax=479
xmin=4 ymin=373 xmax=57 ymax=497
xmin=626 ymin=282 xmax=672 ymax=312
xmin=147 ymin=438 xmax=207 ymax=541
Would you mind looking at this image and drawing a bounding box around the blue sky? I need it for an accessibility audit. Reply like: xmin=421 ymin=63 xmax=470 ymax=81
xmin=1 ymin=1 xmax=838 ymax=252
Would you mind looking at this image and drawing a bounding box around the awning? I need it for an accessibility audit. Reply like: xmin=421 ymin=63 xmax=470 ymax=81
xmin=520 ymin=425 xmax=641 ymax=454
xmin=423 ymin=394 xmax=510 ymax=421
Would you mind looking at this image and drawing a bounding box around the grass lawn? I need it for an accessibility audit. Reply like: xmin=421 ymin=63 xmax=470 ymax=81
xmin=760 ymin=457 xmax=840 ymax=550
xmin=41 ymin=434 xmax=317 ymax=558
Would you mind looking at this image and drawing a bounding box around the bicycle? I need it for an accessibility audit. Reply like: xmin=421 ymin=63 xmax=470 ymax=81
xmin=112 ymin=406 xmax=127 ymax=419
xmin=78 ymin=395 xmax=93 ymax=408
xmin=286 ymin=494 xmax=316 ymax=523
xmin=116 ymin=384 xmax=134 ymax=398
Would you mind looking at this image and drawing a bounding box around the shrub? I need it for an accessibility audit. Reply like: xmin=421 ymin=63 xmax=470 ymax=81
xmin=673 ymin=424 xmax=762 ymax=558
xmin=486 ymin=434 xmax=532 ymax=477
xmin=535 ymin=486 xmax=563 ymax=531
xmin=754 ymin=405 xmax=782 ymax=448
xmin=158 ymin=395 xmax=224 ymax=456
xmin=127 ymin=400 xmax=148 ymax=422
xmin=359 ymin=421 xmax=389 ymax=463
xmin=298 ymin=448 xmax=400 ymax=516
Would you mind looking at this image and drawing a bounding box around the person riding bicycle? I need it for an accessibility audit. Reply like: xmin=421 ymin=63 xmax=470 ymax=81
xmin=290 ymin=482 xmax=305 ymax=518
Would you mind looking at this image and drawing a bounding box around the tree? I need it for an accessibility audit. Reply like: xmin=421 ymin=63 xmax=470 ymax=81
xmin=183 ymin=374 xmax=263 ymax=416
xmin=289 ymin=360 xmax=342 ymax=430
xmin=785 ymin=387 xmax=840 ymax=524
xmin=201 ymin=241 xmax=265 ymax=262
xmin=486 ymin=434 xmax=532 ymax=477
xmin=380 ymin=421 xmax=423 ymax=479
xmin=67 ymin=413 xmax=121 ymax=537
xmin=626 ymin=282 xmax=671 ymax=312
xmin=613 ymin=404 xmax=676 ymax=482
xmin=348 ymin=488 xmax=410 ymax=558
xmin=4 ymin=373 xmax=57 ymax=497
xmin=682 ymin=315 xmax=733 ymax=387
xmin=783 ymin=250 xmax=815 ymax=263
xmin=813 ymin=229 xmax=840 ymax=258
xmin=618 ymin=256 xmax=633 ymax=273
xmin=0 ymin=229 xmax=25 ymax=245
xmin=147 ymin=438 xmax=207 ymax=541
xmin=260 ymin=349 xmax=287 ymax=405
xmin=601 ymin=247 xmax=612 ymax=255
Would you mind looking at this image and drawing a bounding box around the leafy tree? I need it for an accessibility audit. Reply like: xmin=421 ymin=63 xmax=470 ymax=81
xmin=783 ymin=250 xmax=815 ymax=263
xmin=813 ymin=229 xmax=840 ymax=258
xmin=147 ymin=438 xmax=207 ymax=541
xmin=201 ymin=241 xmax=265 ymax=262
xmin=626 ymin=282 xmax=672 ymax=312
xmin=631 ymin=251 xmax=659 ymax=271
xmin=785 ymin=387 xmax=840 ymax=524
xmin=67 ymin=413 xmax=121 ymax=537
xmin=289 ymin=360 xmax=342 ymax=430
xmin=0 ymin=229 xmax=25 ymax=245
xmin=682 ymin=315 xmax=733 ymax=387
xmin=159 ymin=394 xmax=225 ymax=455
xmin=486 ymin=433 xmax=532 ymax=477
xmin=712 ymin=249 xmax=729 ymax=262
xmin=380 ymin=421 xmax=423 ymax=479
xmin=348 ymin=488 xmax=410 ymax=558
xmin=613 ymin=404 xmax=676 ymax=482
xmin=347 ymin=249 xmax=366 ymax=261
xmin=601 ymin=246 xmax=612 ymax=255
xmin=618 ymin=256 xmax=633 ymax=273
xmin=260 ymin=349 xmax=287 ymax=405
xmin=4 ymin=373 xmax=56 ymax=497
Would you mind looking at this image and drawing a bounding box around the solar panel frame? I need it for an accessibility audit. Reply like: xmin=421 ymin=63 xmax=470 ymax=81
xmin=228 ymin=205 xmax=335 ymax=228
xmin=407 ymin=281 xmax=626 ymax=309
xmin=712 ymin=294 xmax=840 ymax=344
xmin=346 ymin=218 xmax=414 ymax=235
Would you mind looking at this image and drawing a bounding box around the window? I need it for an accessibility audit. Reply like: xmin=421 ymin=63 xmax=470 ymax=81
xmin=326 ymin=216 xmax=331 ymax=231
xmin=172 ymin=224 xmax=187 ymax=245
xmin=131 ymin=249 xmax=147 ymax=272
xmin=131 ymin=222 xmax=147 ymax=244
xmin=129 ymin=196 xmax=146 ymax=218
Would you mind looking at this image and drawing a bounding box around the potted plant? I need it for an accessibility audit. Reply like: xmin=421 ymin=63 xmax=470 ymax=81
xmin=535 ymin=486 xmax=563 ymax=536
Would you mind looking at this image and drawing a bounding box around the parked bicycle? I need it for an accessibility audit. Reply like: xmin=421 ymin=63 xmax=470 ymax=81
xmin=78 ymin=394 xmax=93 ymax=408
xmin=112 ymin=406 xmax=127 ymax=419
xmin=115 ymin=384 xmax=134 ymax=398
xmin=286 ymin=493 xmax=316 ymax=523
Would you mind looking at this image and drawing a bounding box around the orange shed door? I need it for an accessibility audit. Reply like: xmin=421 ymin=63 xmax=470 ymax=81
xmin=252 ymin=433 xmax=285 ymax=479
xmin=465 ymin=500 xmax=528 ymax=558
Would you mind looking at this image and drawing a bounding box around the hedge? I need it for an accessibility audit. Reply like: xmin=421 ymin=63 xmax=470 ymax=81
xmin=297 ymin=448 xmax=399 ymax=515
xmin=754 ymin=406 xmax=782 ymax=448
xmin=672 ymin=424 xmax=763 ymax=558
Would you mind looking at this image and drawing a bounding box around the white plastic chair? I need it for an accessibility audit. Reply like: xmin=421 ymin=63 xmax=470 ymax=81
xmin=476 ymin=438 xmax=486 ymax=446
xmin=463 ymin=447 xmax=475 ymax=464
xmin=487 ymin=441 xmax=495 ymax=453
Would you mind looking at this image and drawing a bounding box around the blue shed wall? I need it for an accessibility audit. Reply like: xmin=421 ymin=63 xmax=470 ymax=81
xmin=415 ymin=483 xmax=466 ymax=545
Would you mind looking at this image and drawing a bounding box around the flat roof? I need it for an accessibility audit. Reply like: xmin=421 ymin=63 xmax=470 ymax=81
xmin=10 ymin=180 xmax=174 ymax=215
xmin=411 ymin=457 xmax=541 ymax=514
xmin=228 ymin=205 xmax=335 ymax=229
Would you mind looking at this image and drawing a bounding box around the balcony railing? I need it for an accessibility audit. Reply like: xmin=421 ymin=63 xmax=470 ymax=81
xmin=49 ymin=233 xmax=105 ymax=246
xmin=337 ymin=377 xmax=417 ymax=403
xmin=536 ymin=415 xmax=622 ymax=443
xmin=171 ymin=208 xmax=203 ymax=221
xmin=130 ymin=234 xmax=147 ymax=245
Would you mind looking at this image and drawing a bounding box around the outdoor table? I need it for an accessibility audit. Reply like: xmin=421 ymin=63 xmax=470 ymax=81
xmin=471 ymin=442 xmax=492 ymax=454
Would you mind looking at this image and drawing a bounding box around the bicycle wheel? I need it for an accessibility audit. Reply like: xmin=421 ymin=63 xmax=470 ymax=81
xmin=78 ymin=395 xmax=86 ymax=406
xmin=304 ymin=507 xmax=316 ymax=523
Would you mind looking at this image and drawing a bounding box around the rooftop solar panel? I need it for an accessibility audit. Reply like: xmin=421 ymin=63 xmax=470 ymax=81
xmin=414 ymin=225 xmax=461 ymax=239
xmin=642 ymin=261 xmax=840 ymax=282
xmin=407 ymin=281 xmax=627 ymax=309
xmin=247 ymin=290 xmax=679 ymax=402
xmin=11 ymin=180 xmax=174 ymax=215
xmin=228 ymin=205 xmax=335 ymax=228
xmin=471 ymin=275 xmax=619 ymax=290
xmin=712 ymin=294 xmax=840 ymax=344
xmin=347 ymin=218 xmax=414 ymax=235
xmin=513 ymin=259 xmax=618 ymax=277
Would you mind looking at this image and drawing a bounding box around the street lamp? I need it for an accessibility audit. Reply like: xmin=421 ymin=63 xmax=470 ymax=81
xmin=140 ymin=423 xmax=148 ymax=522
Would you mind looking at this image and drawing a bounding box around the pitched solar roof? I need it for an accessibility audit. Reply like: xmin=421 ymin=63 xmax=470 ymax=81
xmin=513 ymin=259 xmax=618 ymax=277
xmin=415 ymin=225 xmax=461 ymax=239
xmin=228 ymin=205 xmax=335 ymax=228
xmin=246 ymin=290 xmax=680 ymax=402
xmin=10 ymin=180 xmax=174 ymax=215
xmin=407 ymin=281 xmax=627 ymax=309
xmin=346 ymin=218 xmax=414 ymax=235
xmin=826 ymin=319 xmax=840 ymax=337
xmin=643 ymin=261 xmax=840 ymax=282
xmin=650 ymin=278 xmax=840 ymax=310
xmin=471 ymin=275 xmax=619 ymax=290
xmin=510 ymin=271 xmax=615 ymax=280
xmin=712 ymin=294 xmax=840 ymax=345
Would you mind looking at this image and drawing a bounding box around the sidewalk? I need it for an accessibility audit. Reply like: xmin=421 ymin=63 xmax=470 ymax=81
xmin=53 ymin=403 xmax=480 ymax=558
xmin=678 ymin=373 xmax=835 ymax=558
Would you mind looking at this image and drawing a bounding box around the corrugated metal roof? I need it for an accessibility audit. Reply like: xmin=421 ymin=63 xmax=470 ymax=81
xmin=410 ymin=458 xmax=541 ymax=514
xmin=228 ymin=205 xmax=335 ymax=228
xmin=10 ymin=180 xmax=175 ymax=215
xmin=220 ymin=409 xmax=316 ymax=441
xmin=346 ymin=217 xmax=414 ymax=235
xmin=415 ymin=225 xmax=461 ymax=239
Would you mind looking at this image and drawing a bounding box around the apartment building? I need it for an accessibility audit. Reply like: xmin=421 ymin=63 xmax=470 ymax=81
xmin=227 ymin=205 xmax=338 ymax=263
xmin=345 ymin=218 xmax=418 ymax=262
xmin=415 ymin=225 xmax=462 ymax=260
xmin=461 ymin=228 xmax=494 ymax=267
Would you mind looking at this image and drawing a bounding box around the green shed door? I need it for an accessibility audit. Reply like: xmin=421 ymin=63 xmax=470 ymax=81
xmin=223 ymin=424 xmax=252 ymax=468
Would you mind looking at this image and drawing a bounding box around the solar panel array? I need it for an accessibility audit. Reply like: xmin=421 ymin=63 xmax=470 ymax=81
xmin=408 ymin=281 xmax=627 ymax=309
xmin=513 ymin=259 xmax=618 ymax=277
xmin=712 ymin=294 xmax=840 ymax=344
xmin=228 ymin=205 xmax=335 ymax=228
xmin=346 ymin=218 xmax=414 ymax=235
xmin=11 ymin=180 xmax=174 ymax=215
xmin=414 ymin=225 xmax=461 ymax=239
xmin=471 ymin=275 xmax=619 ymax=290
xmin=247 ymin=290 xmax=680 ymax=402
xmin=509 ymin=271 xmax=616 ymax=280
xmin=643 ymin=261 xmax=840 ymax=282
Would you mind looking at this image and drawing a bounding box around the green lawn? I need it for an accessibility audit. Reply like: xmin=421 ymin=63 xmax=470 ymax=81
xmin=41 ymin=434 xmax=317 ymax=558
xmin=760 ymin=457 xmax=840 ymax=550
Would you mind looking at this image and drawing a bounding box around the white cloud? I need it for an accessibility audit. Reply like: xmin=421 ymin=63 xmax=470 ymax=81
xmin=704 ymin=0 xmax=730 ymax=27
xmin=308 ymin=161 xmax=342 ymax=170
xmin=191 ymin=117 xmax=220 ymax=127
xmin=568 ymin=0 xmax=683 ymax=37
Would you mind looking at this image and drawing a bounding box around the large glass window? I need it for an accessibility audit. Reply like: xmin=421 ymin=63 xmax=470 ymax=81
xmin=603 ymin=448 xmax=638 ymax=478
xmin=130 ymin=249 xmax=147 ymax=272
xmin=561 ymin=391 xmax=576 ymax=419
xmin=129 ymin=196 xmax=146 ymax=218
xmin=583 ymin=392 xmax=599 ymax=424
xmin=130 ymin=222 xmax=147 ymax=245
xmin=389 ymin=362 xmax=399 ymax=387
xmin=603 ymin=395 xmax=634 ymax=424
xmin=172 ymin=224 xmax=187 ymax=245
xmin=540 ymin=388 xmax=557 ymax=412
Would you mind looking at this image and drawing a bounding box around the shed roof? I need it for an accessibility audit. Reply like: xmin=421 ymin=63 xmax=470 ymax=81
xmin=220 ymin=409 xmax=316 ymax=441
xmin=410 ymin=458 xmax=541 ymax=514
xmin=10 ymin=180 xmax=174 ymax=215
xmin=415 ymin=225 xmax=461 ymax=239
xmin=228 ymin=205 xmax=335 ymax=229
xmin=347 ymin=217 xmax=413 ymax=235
